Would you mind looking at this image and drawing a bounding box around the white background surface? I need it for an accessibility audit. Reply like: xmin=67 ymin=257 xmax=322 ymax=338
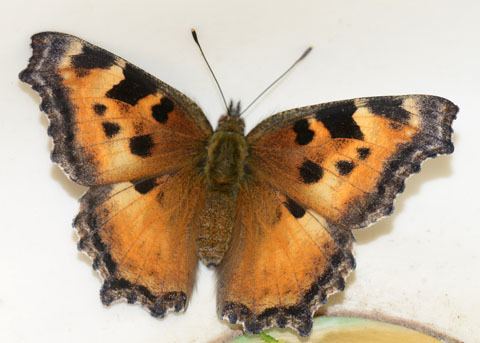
xmin=1 ymin=1 xmax=479 ymax=342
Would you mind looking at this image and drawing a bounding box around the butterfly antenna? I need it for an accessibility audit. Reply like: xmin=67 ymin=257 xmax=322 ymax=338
xmin=240 ymin=46 xmax=313 ymax=116
xmin=191 ymin=29 xmax=230 ymax=115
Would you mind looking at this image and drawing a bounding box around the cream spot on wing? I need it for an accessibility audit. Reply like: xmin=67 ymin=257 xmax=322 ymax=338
xmin=115 ymin=58 xmax=126 ymax=68
xmin=354 ymin=98 xmax=368 ymax=108
xmin=402 ymin=97 xmax=421 ymax=129
xmin=59 ymin=41 xmax=83 ymax=68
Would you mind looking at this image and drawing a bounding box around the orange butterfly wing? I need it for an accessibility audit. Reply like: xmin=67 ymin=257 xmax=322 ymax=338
xmin=75 ymin=169 xmax=204 ymax=315
xmin=20 ymin=32 xmax=211 ymax=185
xmin=20 ymin=32 xmax=211 ymax=315
xmin=217 ymin=180 xmax=354 ymax=335
xmin=217 ymin=95 xmax=457 ymax=335
xmin=247 ymin=96 xmax=457 ymax=228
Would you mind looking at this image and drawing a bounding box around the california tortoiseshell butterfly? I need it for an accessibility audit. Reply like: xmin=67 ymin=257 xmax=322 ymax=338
xmin=19 ymin=31 xmax=457 ymax=336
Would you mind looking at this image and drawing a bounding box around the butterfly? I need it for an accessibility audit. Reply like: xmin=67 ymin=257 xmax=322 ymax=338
xmin=19 ymin=31 xmax=457 ymax=336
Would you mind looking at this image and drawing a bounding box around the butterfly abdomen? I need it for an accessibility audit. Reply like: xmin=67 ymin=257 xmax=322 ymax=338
xmin=195 ymin=115 xmax=248 ymax=265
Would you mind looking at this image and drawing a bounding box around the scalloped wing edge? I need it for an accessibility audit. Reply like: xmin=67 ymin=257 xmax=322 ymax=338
xmin=219 ymin=231 xmax=356 ymax=336
xmin=19 ymin=32 xmax=98 ymax=184
xmin=343 ymin=96 xmax=458 ymax=230
xmin=73 ymin=185 xmax=189 ymax=318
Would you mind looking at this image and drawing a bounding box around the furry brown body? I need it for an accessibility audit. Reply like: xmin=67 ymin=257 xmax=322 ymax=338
xmin=195 ymin=114 xmax=247 ymax=265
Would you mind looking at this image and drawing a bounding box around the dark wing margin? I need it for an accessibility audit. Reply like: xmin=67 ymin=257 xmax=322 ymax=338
xmin=340 ymin=96 xmax=457 ymax=229
xmin=19 ymin=33 xmax=86 ymax=181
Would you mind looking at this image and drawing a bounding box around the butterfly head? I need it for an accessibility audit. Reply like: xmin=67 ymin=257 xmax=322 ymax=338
xmin=217 ymin=100 xmax=245 ymax=134
xmin=227 ymin=99 xmax=242 ymax=117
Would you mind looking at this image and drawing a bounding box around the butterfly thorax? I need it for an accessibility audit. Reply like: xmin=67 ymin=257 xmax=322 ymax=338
xmin=205 ymin=115 xmax=247 ymax=191
xmin=195 ymin=114 xmax=247 ymax=266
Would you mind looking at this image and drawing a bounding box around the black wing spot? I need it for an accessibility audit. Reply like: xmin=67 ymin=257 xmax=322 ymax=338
xmin=102 ymin=121 xmax=121 ymax=138
xmin=106 ymin=63 xmax=158 ymax=105
xmin=93 ymin=103 xmax=107 ymax=115
xmin=152 ymin=97 xmax=174 ymax=123
xmin=284 ymin=197 xmax=306 ymax=218
xmin=368 ymin=98 xmax=411 ymax=124
xmin=316 ymin=100 xmax=363 ymax=139
xmin=336 ymin=160 xmax=355 ymax=175
xmin=299 ymin=159 xmax=323 ymax=184
xmin=133 ymin=178 xmax=157 ymax=194
xmin=129 ymin=134 xmax=154 ymax=157
xmin=293 ymin=119 xmax=315 ymax=145
xmin=357 ymin=147 xmax=371 ymax=160
xmin=71 ymin=45 xmax=115 ymax=70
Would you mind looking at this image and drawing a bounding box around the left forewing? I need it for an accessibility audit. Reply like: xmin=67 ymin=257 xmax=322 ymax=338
xmin=247 ymin=95 xmax=457 ymax=230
